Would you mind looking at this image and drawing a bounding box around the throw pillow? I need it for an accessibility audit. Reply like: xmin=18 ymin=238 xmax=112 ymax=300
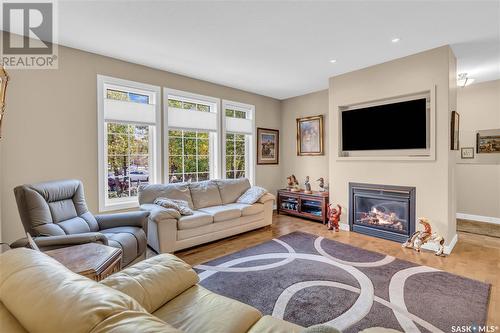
xmin=236 ymin=186 xmax=267 ymax=204
xmin=154 ymin=197 xmax=193 ymax=216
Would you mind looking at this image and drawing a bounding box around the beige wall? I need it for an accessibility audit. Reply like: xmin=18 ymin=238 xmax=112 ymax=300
xmin=280 ymin=90 xmax=329 ymax=191
xmin=456 ymin=80 xmax=500 ymax=218
xmin=0 ymin=44 xmax=282 ymax=243
xmin=329 ymin=46 xmax=457 ymax=244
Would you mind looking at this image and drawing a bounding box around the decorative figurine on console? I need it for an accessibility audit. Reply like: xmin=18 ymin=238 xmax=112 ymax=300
xmin=327 ymin=204 xmax=342 ymax=232
xmin=402 ymin=217 xmax=445 ymax=256
xmin=304 ymin=176 xmax=312 ymax=194
xmin=286 ymin=175 xmax=300 ymax=192
xmin=317 ymin=177 xmax=325 ymax=192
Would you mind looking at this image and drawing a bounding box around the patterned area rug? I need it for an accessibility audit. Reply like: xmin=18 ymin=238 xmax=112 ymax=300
xmin=194 ymin=231 xmax=490 ymax=333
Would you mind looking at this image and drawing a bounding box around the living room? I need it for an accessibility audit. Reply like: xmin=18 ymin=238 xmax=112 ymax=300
xmin=0 ymin=1 xmax=499 ymax=332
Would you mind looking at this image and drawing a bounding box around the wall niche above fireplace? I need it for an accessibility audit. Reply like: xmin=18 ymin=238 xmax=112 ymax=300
xmin=349 ymin=183 xmax=416 ymax=243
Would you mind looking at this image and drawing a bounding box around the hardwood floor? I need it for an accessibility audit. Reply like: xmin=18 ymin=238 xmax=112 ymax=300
xmin=176 ymin=213 xmax=500 ymax=325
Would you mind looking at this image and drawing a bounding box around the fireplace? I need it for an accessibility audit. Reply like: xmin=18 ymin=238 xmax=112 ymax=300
xmin=349 ymin=183 xmax=415 ymax=243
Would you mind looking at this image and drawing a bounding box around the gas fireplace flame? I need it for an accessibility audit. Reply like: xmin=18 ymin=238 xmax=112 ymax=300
xmin=359 ymin=207 xmax=403 ymax=230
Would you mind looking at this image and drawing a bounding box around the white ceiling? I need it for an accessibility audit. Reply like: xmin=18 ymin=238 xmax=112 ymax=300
xmin=56 ymin=0 xmax=500 ymax=99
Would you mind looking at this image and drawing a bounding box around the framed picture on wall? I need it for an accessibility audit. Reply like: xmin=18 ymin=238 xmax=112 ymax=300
xmin=257 ymin=128 xmax=279 ymax=165
xmin=476 ymin=129 xmax=500 ymax=153
xmin=296 ymin=115 xmax=324 ymax=156
xmin=450 ymin=111 xmax=460 ymax=150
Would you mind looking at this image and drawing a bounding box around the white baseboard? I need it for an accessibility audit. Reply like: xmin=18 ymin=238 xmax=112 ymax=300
xmin=456 ymin=213 xmax=500 ymax=225
xmin=420 ymin=233 xmax=458 ymax=255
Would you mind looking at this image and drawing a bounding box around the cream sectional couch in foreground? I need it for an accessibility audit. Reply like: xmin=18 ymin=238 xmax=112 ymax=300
xmin=139 ymin=179 xmax=274 ymax=253
xmin=0 ymin=248 xmax=306 ymax=333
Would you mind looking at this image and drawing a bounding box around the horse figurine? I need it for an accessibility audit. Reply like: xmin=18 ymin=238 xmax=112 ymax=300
xmin=402 ymin=217 xmax=445 ymax=256
xmin=327 ymin=204 xmax=342 ymax=232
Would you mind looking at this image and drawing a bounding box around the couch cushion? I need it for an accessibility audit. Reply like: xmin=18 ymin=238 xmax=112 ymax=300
xmin=177 ymin=211 xmax=213 ymax=230
xmin=189 ymin=180 xmax=223 ymax=209
xmin=101 ymin=227 xmax=147 ymax=266
xmin=138 ymin=183 xmax=194 ymax=209
xmin=247 ymin=315 xmax=303 ymax=333
xmin=0 ymin=248 xmax=176 ymax=333
xmin=101 ymin=254 xmax=199 ymax=313
xmin=153 ymin=285 xmax=262 ymax=333
xmin=198 ymin=205 xmax=242 ymax=222
xmin=215 ymin=179 xmax=251 ymax=204
xmin=224 ymin=203 xmax=264 ymax=216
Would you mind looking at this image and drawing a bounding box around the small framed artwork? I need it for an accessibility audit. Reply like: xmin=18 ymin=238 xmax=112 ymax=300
xmin=297 ymin=115 xmax=324 ymax=156
xmin=476 ymin=129 xmax=500 ymax=153
xmin=450 ymin=111 xmax=460 ymax=150
xmin=460 ymin=147 xmax=474 ymax=159
xmin=257 ymin=128 xmax=279 ymax=165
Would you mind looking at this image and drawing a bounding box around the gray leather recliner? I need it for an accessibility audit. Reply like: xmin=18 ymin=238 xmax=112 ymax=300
xmin=12 ymin=179 xmax=149 ymax=266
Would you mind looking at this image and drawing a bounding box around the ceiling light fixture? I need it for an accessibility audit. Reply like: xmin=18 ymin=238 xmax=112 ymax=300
xmin=329 ymin=59 xmax=337 ymax=64
xmin=457 ymin=73 xmax=475 ymax=87
xmin=391 ymin=38 xmax=400 ymax=43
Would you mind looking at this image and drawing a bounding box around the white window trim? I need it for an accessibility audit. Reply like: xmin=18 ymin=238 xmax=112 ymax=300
xmin=164 ymin=88 xmax=221 ymax=182
xmin=97 ymin=75 xmax=161 ymax=212
xmin=222 ymin=99 xmax=256 ymax=185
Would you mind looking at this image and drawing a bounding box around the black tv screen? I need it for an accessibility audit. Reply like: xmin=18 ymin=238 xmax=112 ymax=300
xmin=342 ymin=98 xmax=427 ymax=151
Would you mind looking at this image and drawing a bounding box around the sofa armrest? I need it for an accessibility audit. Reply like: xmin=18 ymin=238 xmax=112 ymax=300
xmin=10 ymin=232 xmax=108 ymax=251
xmin=258 ymin=192 xmax=275 ymax=204
xmin=96 ymin=211 xmax=149 ymax=231
xmin=140 ymin=204 xmax=181 ymax=222
xmin=100 ymin=254 xmax=199 ymax=313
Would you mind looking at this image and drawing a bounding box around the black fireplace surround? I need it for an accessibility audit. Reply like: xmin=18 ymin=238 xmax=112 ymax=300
xmin=349 ymin=183 xmax=416 ymax=243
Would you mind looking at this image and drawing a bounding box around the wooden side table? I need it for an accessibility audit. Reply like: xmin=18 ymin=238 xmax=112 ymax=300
xmin=277 ymin=189 xmax=329 ymax=224
xmin=45 ymin=243 xmax=122 ymax=281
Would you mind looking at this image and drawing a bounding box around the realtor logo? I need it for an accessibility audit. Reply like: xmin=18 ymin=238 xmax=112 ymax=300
xmin=1 ymin=1 xmax=58 ymax=69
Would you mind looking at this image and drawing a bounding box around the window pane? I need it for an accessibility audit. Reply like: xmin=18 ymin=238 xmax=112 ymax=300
xmin=197 ymin=104 xmax=210 ymax=112
xmin=226 ymin=156 xmax=234 ymax=171
xmin=226 ymin=171 xmax=234 ymax=179
xmin=235 ymin=140 xmax=245 ymax=155
xmin=226 ymin=139 xmax=234 ymax=153
xmin=168 ymin=99 xmax=183 ymax=108
xmin=184 ymin=173 xmax=196 ymax=182
xmin=169 ymin=138 xmax=183 ymax=155
xmin=235 ymin=110 xmax=246 ymax=119
xmin=169 ymin=156 xmax=183 ymax=174
xmin=184 ymin=156 xmax=197 ymax=172
xmin=184 ymin=131 xmax=197 ymax=138
xmin=169 ymin=129 xmax=183 ymax=137
xmin=131 ymin=128 xmax=149 ymax=155
xmin=235 ymin=170 xmax=245 ymax=179
xmin=184 ymin=138 xmax=197 ymax=155
xmin=128 ymin=92 xmax=149 ymax=104
xmin=169 ymin=174 xmax=183 ymax=183
xmin=108 ymin=123 xmax=128 ymax=134
xmin=198 ymin=139 xmax=209 ymax=155
xmin=235 ymin=156 xmax=245 ymax=171
xmin=198 ymin=173 xmax=209 ymax=181
xmin=235 ymin=134 xmax=245 ymax=141
xmin=197 ymin=132 xmax=209 ymax=139
xmin=108 ymin=155 xmax=129 ymax=199
xmin=225 ymin=109 xmax=234 ymax=117
xmin=107 ymin=89 xmax=128 ymax=102
xmin=183 ymin=102 xmax=196 ymax=110
xmin=198 ymin=156 xmax=209 ymax=173
xmin=107 ymin=133 xmax=128 ymax=156
xmin=226 ymin=133 xmax=234 ymax=140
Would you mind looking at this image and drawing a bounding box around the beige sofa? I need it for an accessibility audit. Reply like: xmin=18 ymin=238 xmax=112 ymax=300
xmin=139 ymin=179 xmax=274 ymax=253
xmin=0 ymin=248 xmax=305 ymax=333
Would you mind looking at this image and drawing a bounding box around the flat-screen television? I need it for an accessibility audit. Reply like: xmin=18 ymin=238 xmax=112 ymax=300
xmin=341 ymin=98 xmax=427 ymax=151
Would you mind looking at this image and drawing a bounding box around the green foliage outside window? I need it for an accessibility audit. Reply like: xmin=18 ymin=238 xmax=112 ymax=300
xmin=107 ymin=123 xmax=150 ymax=199
xmin=225 ymin=133 xmax=246 ymax=179
xmin=168 ymin=130 xmax=211 ymax=182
